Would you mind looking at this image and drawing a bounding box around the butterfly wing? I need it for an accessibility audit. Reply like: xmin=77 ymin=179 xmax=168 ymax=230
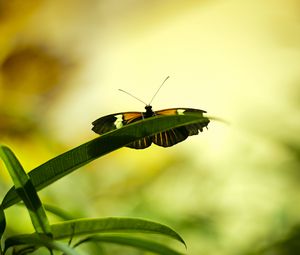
xmin=155 ymin=107 xmax=206 ymax=117
xmin=151 ymin=108 xmax=209 ymax=147
xmin=92 ymin=112 xmax=143 ymax=134
xmin=92 ymin=111 xmax=153 ymax=149
xmin=152 ymin=127 xmax=189 ymax=147
xmin=126 ymin=136 xmax=152 ymax=149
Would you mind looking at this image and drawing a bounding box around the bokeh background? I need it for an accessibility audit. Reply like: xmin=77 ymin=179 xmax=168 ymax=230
xmin=1 ymin=0 xmax=300 ymax=254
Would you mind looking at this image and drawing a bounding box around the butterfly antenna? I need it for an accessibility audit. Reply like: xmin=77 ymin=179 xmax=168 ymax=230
xmin=118 ymin=89 xmax=147 ymax=105
xmin=148 ymin=76 xmax=170 ymax=105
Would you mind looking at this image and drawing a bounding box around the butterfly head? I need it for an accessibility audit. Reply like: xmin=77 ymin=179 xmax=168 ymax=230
xmin=145 ymin=105 xmax=154 ymax=116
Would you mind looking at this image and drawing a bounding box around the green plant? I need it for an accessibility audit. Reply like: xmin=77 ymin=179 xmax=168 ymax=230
xmin=0 ymin=112 xmax=209 ymax=254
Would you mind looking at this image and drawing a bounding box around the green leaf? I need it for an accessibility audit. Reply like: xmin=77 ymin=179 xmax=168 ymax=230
xmin=2 ymin=113 xmax=209 ymax=208
xmin=4 ymin=234 xmax=79 ymax=255
xmin=50 ymin=217 xmax=186 ymax=247
xmin=0 ymin=146 xmax=51 ymax=235
xmin=0 ymin=204 xmax=6 ymax=252
xmin=4 ymin=218 xmax=186 ymax=254
xmin=75 ymin=234 xmax=184 ymax=255
xmin=0 ymin=204 xmax=6 ymax=237
xmin=43 ymin=203 xmax=75 ymax=221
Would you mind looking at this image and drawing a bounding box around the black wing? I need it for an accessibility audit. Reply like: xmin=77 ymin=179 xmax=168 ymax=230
xmin=152 ymin=127 xmax=189 ymax=147
xmin=92 ymin=112 xmax=143 ymax=134
xmin=92 ymin=111 xmax=152 ymax=149
xmin=151 ymin=108 xmax=209 ymax=147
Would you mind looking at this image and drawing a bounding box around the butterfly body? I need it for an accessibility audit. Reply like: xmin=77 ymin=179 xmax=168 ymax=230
xmin=92 ymin=105 xmax=209 ymax=149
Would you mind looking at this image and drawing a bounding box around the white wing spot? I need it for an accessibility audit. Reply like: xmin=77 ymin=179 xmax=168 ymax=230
xmin=114 ymin=114 xmax=123 ymax=129
xmin=177 ymin=109 xmax=185 ymax=115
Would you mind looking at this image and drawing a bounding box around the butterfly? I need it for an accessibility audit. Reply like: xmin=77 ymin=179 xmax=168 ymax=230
xmin=92 ymin=77 xmax=209 ymax=149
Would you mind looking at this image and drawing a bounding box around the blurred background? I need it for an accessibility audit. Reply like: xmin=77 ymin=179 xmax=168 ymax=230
xmin=1 ymin=0 xmax=300 ymax=254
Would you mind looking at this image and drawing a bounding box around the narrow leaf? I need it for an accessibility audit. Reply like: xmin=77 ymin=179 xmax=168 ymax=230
xmin=0 ymin=146 xmax=51 ymax=235
xmin=2 ymin=113 xmax=209 ymax=208
xmin=0 ymin=204 xmax=6 ymax=245
xmin=75 ymin=234 xmax=184 ymax=255
xmin=4 ymin=234 xmax=79 ymax=255
xmin=50 ymin=217 xmax=185 ymax=247
xmin=43 ymin=204 xmax=75 ymax=221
